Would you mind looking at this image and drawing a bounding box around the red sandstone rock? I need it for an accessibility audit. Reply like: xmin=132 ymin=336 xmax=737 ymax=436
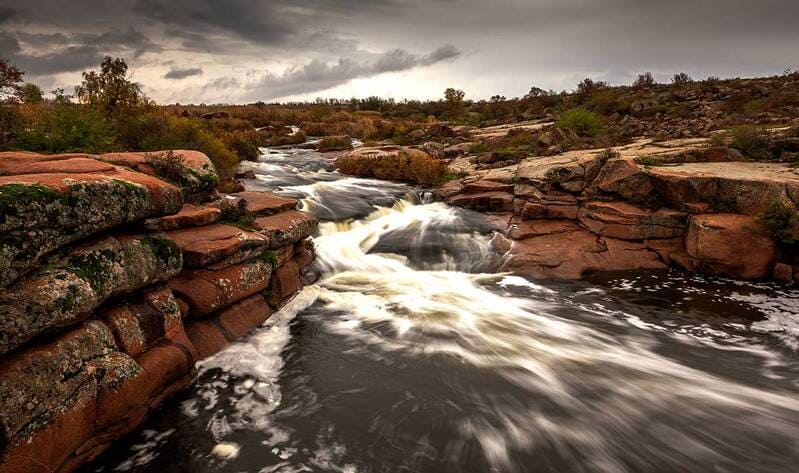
xmin=232 ymin=191 xmax=298 ymax=216
xmin=577 ymin=200 xmax=687 ymax=241
xmin=463 ymin=180 xmax=515 ymax=193
xmin=166 ymin=223 xmax=270 ymax=268
xmin=508 ymin=218 xmax=581 ymax=240
xmin=684 ymin=214 xmax=775 ymax=279
xmin=186 ymin=321 xmax=230 ymax=359
xmin=520 ymin=201 xmax=579 ymax=220
xmin=101 ymin=287 xmax=183 ymax=358
xmin=143 ymin=204 xmax=221 ymax=231
xmin=254 ymin=210 xmax=319 ymax=248
xmin=267 ymin=261 xmax=300 ymax=306
xmin=773 ymin=263 xmax=794 ymax=283
xmin=448 ymin=191 xmax=514 ymax=213
xmin=502 ymin=228 xmax=665 ymax=279
xmin=168 ymin=259 xmax=274 ymax=316
xmin=215 ymin=294 xmax=273 ymax=339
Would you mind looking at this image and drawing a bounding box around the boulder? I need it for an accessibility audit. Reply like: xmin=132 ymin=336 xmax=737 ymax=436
xmin=520 ymin=201 xmax=579 ymax=220
xmin=0 ymin=234 xmax=182 ymax=356
xmin=515 ymin=150 xmax=609 ymax=194
xmin=427 ymin=123 xmax=455 ymax=138
xmin=0 ymin=165 xmax=182 ymax=288
xmin=684 ymin=214 xmax=776 ymax=279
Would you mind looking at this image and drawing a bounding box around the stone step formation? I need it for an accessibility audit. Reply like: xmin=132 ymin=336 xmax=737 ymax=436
xmin=438 ymin=137 xmax=799 ymax=282
xmin=0 ymin=150 xmax=318 ymax=473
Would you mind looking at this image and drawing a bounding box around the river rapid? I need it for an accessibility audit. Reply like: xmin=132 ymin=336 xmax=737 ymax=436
xmin=91 ymin=144 xmax=799 ymax=473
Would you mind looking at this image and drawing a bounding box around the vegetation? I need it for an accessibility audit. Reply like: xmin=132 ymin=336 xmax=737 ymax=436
xmin=336 ymin=150 xmax=447 ymax=185
xmin=557 ymin=108 xmax=606 ymax=137
xmin=762 ymin=199 xmax=798 ymax=245
xmin=729 ymin=125 xmax=772 ymax=160
xmin=317 ymin=135 xmax=353 ymax=152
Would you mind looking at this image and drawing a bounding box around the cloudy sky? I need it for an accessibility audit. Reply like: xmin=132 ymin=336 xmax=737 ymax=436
xmin=1 ymin=0 xmax=798 ymax=104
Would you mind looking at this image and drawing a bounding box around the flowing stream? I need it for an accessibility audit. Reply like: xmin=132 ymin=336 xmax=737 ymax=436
xmin=92 ymin=144 xmax=799 ymax=473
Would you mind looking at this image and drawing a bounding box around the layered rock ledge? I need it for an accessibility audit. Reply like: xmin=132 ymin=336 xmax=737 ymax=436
xmin=0 ymin=151 xmax=317 ymax=473
xmin=440 ymin=138 xmax=799 ymax=282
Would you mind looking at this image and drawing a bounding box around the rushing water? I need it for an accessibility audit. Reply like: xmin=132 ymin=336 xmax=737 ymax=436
xmin=91 ymin=145 xmax=799 ymax=473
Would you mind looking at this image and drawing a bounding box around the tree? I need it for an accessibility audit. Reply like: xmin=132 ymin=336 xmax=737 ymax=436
xmin=525 ymin=86 xmax=549 ymax=99
xmin=74 ymin=57 xmax=146 ymax=114
xmin=444 ymin=88 xmax=465 ymax=105
xmin=672 ymin=72 xmax=693 ymax=85
xmin=16 ymin=83 xmax=44 ymax=103
xmin=490 ymin=95 xmax=506 ymax=102
xmin=633 ymin=72 xmax=655 ymax=88
xmin=576 ymin=78 xmax=608 ymax=96
xmin=0 ymin=57 xmax=23 ymax=101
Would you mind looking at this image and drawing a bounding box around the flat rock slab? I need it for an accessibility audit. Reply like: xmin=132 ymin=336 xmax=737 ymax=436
xmin=165 ymin=223 xmax=269 ymax=268
xmin=254 ymin=211 xmax=319 ymax=249
xmin=231 ymin=191 xmax=298 ymax=217
xmin=143 ymin=204 xmax=221 ymax=231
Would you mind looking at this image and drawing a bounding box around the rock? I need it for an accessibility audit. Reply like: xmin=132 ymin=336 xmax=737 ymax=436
xmin=231 ymin=191 xmax=298 ymax=217
xmin=448 ymin=192 xmax=514 ymax=213
xmin=463 ymin=180 xmax=515 ymax=193
xmin=214 ymin=294 xmax=273 ymax=340
xmin=516 ymin=150 xmax=609 ymax=195
xmin=408 ymin=129 xmax=426 ymax=141
xmin=443 ymin=142 xmax=474 ymax=158
xmin=168 ymin=258 xmax=274 ymax=317
xmin=0 ymin=163 xmax=182 ymax=288
xmin=165 ymin=223 xmax=270 ymax=269
xmin=508 ymin=219 xmax=581 ymax=239
xmin=98 ymin=150 xmax=218 ymax=202
xmin=254 ymin=211 xmax=319 ymax=249
xmin=520 ymin=201 xmax=579 ymax=220
xmin=421 ymin=141 xmax=445 ymax=158
xmin=266 ymin=260 xmax=301 ymax=307
xmin=773 ymin=263 xmax=794 ymax=283
xmin=577 ymin=201 xmax=687 ymax=241
xmin=588 ymin=156 xmax=656 ymax=203
xmin=0 ymin=234 xmax=182 ymax=356
xmin=647 ymin=162 xmax=799 ymax=215
xmin=432 ymin=180 xmax=464 ymax=199
xmin=427 ymin=123 xmax=455 ymax=138
xmin=235 ymin=170 xmax=257 ymax=180
xmin=684 ymin=214 xmax=775 ymax=279
xmin=101 ymin=287 xmax=183 ymax=358
xmin=143 ymin=203 xmax=221 ymax=231
xmin=0 ymin=320 xmax=118 ymax=441
xmin=217 ymin=178 xmax=245 ymax=194
xmin=537 ymin=128 xmax=577 ymax=147
xmin=502 ymin=228 xmax=666 ymax=279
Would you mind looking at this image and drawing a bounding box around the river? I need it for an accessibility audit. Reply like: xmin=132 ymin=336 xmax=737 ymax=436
xmin=90 ymin=144 xmax=799 ymax=473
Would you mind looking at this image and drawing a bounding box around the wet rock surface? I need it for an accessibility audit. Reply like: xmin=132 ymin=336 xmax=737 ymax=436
xmin=0 ymin=150 xmax=317 ymax=473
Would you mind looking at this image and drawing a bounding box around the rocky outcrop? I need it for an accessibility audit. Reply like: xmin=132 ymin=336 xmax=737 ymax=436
xmin=442 ymin=137 xmax=797 ymax=281
xmin=0 ymin=150 xmax=317 ymax=473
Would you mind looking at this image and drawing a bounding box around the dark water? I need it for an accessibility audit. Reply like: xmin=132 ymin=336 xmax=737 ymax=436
xmin=89 ymin=146 xmax=799 ymax=473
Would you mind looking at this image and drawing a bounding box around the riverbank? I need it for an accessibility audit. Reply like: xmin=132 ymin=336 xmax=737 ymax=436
xmin=0 ymin=151 xmax=317 ymax=472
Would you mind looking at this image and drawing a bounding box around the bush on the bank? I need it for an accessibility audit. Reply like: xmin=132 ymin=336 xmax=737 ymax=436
xmin=336 ymin=150 xmax=446 ymax=185
xmin=762 ymin=199 xmax=798 ymax=245
xmin=730 ymin=125 xmax=772 ymax=160
xmin=317 ymin=135 xmax=353 ymax=152
xmin=557 ymin=108 xmax=606 ymax=137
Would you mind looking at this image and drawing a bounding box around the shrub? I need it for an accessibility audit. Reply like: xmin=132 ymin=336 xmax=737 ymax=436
xmin=730 ymin=125 xmax=772 ymax=160
xmin=145 ymin=150 xmax=187 ymax=184
xmin=317 ymin=135 xmax=353 ymax=152
xmin=557 ymin=108 xmax=606 ymax=137
xmin=633 ymin=72 xmax=655 ymax=88
xmin=762 ymin=199 xmax=798 ymax=245
xmin=336 ymin=150 xmax=446 ymax=185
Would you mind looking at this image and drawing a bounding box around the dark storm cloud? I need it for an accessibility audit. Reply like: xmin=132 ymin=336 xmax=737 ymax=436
xmin=238 ymin=45 xmax=460 ymax=100
xmin=1 ymin=0 xmax=798 ymax=101
xmin=164 ymin=66 xmax=203 ymax=79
